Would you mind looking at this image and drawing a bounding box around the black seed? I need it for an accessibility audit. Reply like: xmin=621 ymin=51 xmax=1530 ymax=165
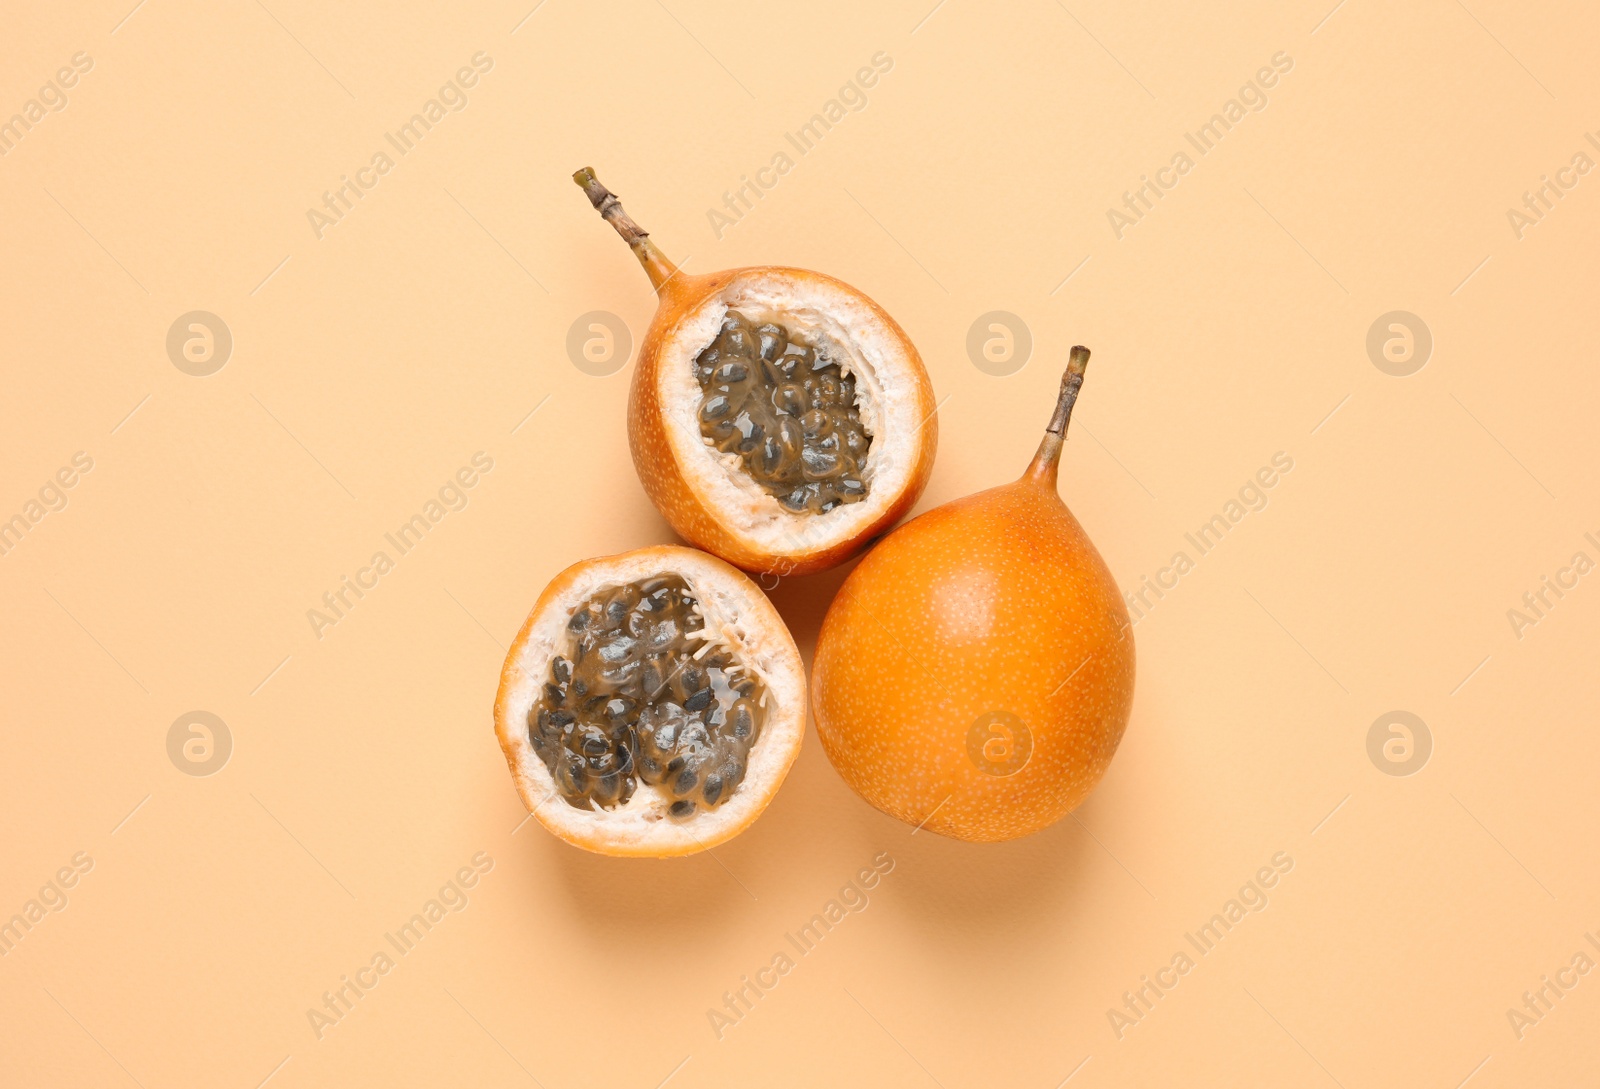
xmin=557 ymin=754 xmax=587 ymax=794
xmin=552 ymin=656 xmax=572 ymax=684
xmin=775 ymin=383 xmax=805 ymax=417
xmin=598 ymin=637 xmax=634 ymax=663
xmin=759 ymin=438 xmax=783 ymax=475
xmin=670 ymin=799 xmax=694 ymax=818
xmin=641 ymin=660 xmax=665 ymax=697
xmin=700 ymin=394 xmax=732 ymax=421
xmin=736 ymin=420 xmax=763 ymax=453
xmin=801 ymin=447 xmax=840 ymax=478
xmin=719 ymin=328 xmax=753 ymax=356
xmin=683 ymin=687 xmax=713 ymax=712
xmin=548 ymin=710 xmax=574 ymax=728
xmin=673 ymin=766 xmax=699 ymax=794
xmin=567 ymin=611 xmax=590 ymax=632
xmin=715 ymin=361 xmax=749 ymax=384
xmin=702 ymin=774 xmax=724 ymax=806
xmin=756 ymin=324 xmax=786 ymax=361
xmin=543 ymin=683 xmax=565 ymax=706
xmin=777 ymin=415 xmax=803 ymax=457
xmin=648 ymin=618 xmax=681 ymax=650
xmin=605 ymin=599 xmax=628 ymax=626
xmin=599 ymin=659 xmax=641 ymax=688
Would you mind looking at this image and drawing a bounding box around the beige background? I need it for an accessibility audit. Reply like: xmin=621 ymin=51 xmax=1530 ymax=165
xmin=2 ymin=0 xmax=1597 ymax=1085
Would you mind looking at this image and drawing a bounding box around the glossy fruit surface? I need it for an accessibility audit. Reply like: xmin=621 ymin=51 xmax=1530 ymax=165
xmin=575 ymin=169 xmax=937 ymax=576
xmin=495 ymin=545 xmax=805 ymax=857
xmin=811 ymin=348 xmax=1135 ymax=842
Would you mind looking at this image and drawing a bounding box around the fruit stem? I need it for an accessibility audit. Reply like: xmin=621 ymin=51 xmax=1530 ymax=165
xmin=572 ymin=167 xmax=681 ymax=293
xmin=1025 ymin=345 xmax=1091 ymax=490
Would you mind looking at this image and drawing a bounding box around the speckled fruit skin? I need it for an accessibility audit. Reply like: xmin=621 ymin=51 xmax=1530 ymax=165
xmin=812 ymin=473 xmax=1135 ymax=843
xmin=628 ymin=266 xmax=937 ymax=577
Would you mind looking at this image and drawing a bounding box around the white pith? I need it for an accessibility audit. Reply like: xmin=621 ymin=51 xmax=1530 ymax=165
xmin=657 ymin=270 xmax=925 ymax=557
xmin=495 ymin=548 xmax=804 ymax=856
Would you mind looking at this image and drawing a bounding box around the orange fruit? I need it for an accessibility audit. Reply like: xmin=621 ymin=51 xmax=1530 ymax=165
xmin=495 ymin=545 xmax=805 ymax=856
xmin=812 ymin=347 xmax=1135 ymax=842
xmin=574 ymin=168 xmax=937 ymax=576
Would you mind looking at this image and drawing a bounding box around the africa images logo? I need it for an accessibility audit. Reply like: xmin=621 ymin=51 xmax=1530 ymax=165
xmin=305 ymin=52 xmax=494 ymax=240
xmin=1105 ymin=52 xmax=1294 ymax=240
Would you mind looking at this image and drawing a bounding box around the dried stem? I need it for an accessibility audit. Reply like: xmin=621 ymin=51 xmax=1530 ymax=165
xmin=572 ymin=167 xmax=680 ymax=292
xmin=1025 ymin=345 xmax=1092 ymax=490
xmin=1046 ymin=345 xmax=1091 ymax=435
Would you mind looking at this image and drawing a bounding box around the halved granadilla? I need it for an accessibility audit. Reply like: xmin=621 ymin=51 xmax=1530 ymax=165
xmin=575 ymin=168 xmax=938 ymax=576
xmin=494 ymin=545 xmax=805 ymax=856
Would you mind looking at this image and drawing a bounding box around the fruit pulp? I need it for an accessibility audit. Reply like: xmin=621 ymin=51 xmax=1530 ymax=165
xmin=695 ymin=310 xmax=871 ymax=514
xmin=528 ymin=576 xmax=765 ymax=817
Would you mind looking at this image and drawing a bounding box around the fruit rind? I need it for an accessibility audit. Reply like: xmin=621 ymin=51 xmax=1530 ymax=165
xmin=495 ymin=545 xmax=806 ymax=857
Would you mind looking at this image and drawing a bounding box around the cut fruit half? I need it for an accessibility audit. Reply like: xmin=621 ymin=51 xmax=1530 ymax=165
xmin=494 ymin=545 xmax=805 ymax=857
xmin=575 ymin=168 xmax=938 ymax=576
